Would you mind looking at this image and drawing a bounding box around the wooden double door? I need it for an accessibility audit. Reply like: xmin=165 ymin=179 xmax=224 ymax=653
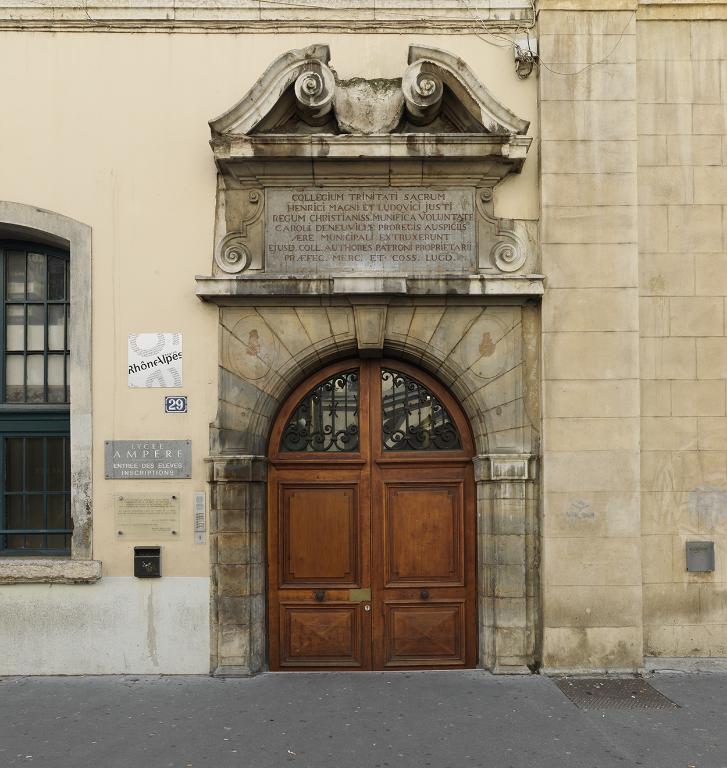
xmin=268 ymin=359 xmax=476 ymax=670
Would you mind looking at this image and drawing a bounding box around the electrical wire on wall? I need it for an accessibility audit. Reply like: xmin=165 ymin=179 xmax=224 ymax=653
xmin=459 ymin=0 xmax=535 ymax=46
xmin=536 ymin=10 xmax=636 ymax=77
xmin=459 ymin=0 xmax=636 ymax=80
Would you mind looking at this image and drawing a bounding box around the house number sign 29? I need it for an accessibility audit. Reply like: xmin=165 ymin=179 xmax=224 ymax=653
xmin=165 ymin=396 xmax=188 ymax=413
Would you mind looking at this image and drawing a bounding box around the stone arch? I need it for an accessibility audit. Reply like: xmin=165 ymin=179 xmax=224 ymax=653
xmin=209 ymin=300 xmax=539 ymax=676
xmin=214 ymin=302 xmax=536 ymax=459
xmin=0 ymin=201 xmax=96 ymax=578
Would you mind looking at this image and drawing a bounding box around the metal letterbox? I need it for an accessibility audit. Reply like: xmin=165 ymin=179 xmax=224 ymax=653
xmin=686 ymin=541 xmax=715 ymax=573
xmin=134 ymin=546 xmax=161 ymax=578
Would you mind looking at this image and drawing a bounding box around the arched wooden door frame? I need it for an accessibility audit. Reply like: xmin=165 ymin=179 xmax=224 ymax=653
xmin=267 ymin=358 xmax=477 ymax=670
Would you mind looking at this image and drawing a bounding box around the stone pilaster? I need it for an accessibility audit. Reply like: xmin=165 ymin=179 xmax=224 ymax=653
xmin=539 ymin=7 xmax=643 ymax=671
xmin=475 ymin=453 xmax=538 ymax=672
xmin=207 ymin=455 xmax=267 ymax=676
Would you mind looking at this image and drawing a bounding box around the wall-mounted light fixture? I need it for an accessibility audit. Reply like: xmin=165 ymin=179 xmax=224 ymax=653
xmin=514 ymin=36 xmax=538 ymax=80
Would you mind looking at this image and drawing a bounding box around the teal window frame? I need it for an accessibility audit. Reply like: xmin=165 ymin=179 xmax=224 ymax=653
xmin=0 ymin=241 xmax=71 ymax=556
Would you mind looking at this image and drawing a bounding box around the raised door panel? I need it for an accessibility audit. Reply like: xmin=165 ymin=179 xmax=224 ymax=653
xmin=383 ymin=601 xmax=466 ymax=667
xmin=372 ymin=464 xmax=475 ymax=670
xmin=280 ymin=603 xmax=365 ymax=668
xmin=384 ymin=482 xmax=464 ymax=586
xmin=269 ymin=467 xmax=371 ymax=671
xmin=279 ymin=484 xmax=359 ymax=587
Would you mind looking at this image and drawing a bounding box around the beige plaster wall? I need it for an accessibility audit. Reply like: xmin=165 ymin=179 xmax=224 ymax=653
xmin=0 ymin=31 xmax=537 ymax=580
xmin=638 ymin=19 xmax=727 ymax=658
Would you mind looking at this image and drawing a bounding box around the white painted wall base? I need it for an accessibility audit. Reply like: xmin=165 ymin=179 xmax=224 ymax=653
xmin=0 ymin=577 xmax=210 ymax=675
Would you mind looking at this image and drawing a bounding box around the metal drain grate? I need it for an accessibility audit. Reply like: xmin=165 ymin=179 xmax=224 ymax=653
xmin=554 ymin=677 xmax=680 ymax=711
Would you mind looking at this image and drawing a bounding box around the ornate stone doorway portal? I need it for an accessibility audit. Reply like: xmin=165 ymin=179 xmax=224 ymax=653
xmin=267 ymin=359 xmax=476 ymax=670
xmin=198 ymin=44 xmax=541 ymax=675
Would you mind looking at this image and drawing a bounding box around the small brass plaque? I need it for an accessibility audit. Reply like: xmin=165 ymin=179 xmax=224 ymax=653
xmin=115 ymin=493 xmax=180 ymax=539
xmin=349 ymin=588 xmax=371 ymax=601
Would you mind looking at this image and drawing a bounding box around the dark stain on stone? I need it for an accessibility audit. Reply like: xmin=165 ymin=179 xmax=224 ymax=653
xmin=479 ymin=332 xmax=496 ymax=357
xmin=335 ymin=76 xmax=402 ymax=92
xmin=246 ymin=330 xmax=260 ymax=356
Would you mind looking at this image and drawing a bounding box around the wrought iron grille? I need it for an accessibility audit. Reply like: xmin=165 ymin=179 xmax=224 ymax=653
xmin=1 ymin=435 xmax=72 ymax=554
xmin=280 ymin=369 xmax=359 ymax=452
xmin=381 ymin=368 xmax=461 ymax=451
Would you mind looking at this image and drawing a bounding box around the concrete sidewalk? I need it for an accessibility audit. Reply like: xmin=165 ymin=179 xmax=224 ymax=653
xmin=0 ymin=671 xmax=725 ymax=768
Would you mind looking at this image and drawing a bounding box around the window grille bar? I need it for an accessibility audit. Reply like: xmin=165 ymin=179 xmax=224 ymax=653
xmin=0 ymin=528 xmax=73 ymax=534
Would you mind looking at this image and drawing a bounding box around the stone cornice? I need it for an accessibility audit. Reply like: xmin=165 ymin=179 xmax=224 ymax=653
xmin=0 ymin=1 xmax=534 ymax=32
xmin=215 ymin=135 xmax=533 ymax=183
xmin=195 ymin=274 xmax=545 ymax=303
xmin=3 ymin=0 xmax=723 ymax=30
xmin=639 ymin=1 xmax=727 ymax=19
xmin=473 ymin=453 xmax=538 ymax=482
xmin=537 ymin=0 xmax=727 ymax=16
xmin=536 ymin=0 xmax=636 ymax=9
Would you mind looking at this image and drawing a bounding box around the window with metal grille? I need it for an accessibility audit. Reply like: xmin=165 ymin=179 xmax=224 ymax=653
xmin=0 ymin=242 xmax=71 ymax=555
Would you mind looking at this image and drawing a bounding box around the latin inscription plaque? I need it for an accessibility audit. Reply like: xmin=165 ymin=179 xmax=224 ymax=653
xmin=105 ymin=440 xmax=192 ymax=479
xmin=265 ymin=187 xmax=476 ymax=274
xmin=115 ymin=494 xmax=180 ymax=539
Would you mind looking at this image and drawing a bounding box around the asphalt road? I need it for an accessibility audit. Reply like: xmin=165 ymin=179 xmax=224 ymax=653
xmin=1 ymin=671 xmax=725 ymax=768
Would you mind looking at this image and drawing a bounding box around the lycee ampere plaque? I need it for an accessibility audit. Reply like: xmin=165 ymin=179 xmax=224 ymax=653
xmin=105 ymin=440 xmax=192 ymax=479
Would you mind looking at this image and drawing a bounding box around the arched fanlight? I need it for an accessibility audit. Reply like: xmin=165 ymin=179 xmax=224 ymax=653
xmin=381 ymin=368 xmax=461 ymax=451
xmin=280 ymin=369 xmax=359 ymax=452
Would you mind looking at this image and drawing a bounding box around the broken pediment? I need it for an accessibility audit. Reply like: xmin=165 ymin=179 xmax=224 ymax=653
xmin=209 ymin=44 xmax=532 ymax=175
xmin=210 ymin=45 xmax=529 ymax=137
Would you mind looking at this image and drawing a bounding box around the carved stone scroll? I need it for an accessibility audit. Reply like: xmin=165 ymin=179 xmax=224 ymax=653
xmin=214 ymin=189 xmax=264 ymax=275
xmin=209 ymin=44 xmax=332 ymax=137
xmin=294 ymin=62 xmax=335 ymax=126
xmin=214 ymin=234 xmax=250 ymax=274
xmin=407 ymin=45 xmax=530 ymax=135
xmin=402 ymin=61 xmax=444 ymax=125
xmin=475 ymin=187 xmax=528 ymax=274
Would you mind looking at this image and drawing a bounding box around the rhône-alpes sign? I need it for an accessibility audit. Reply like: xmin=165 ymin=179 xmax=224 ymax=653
xmin=265 ymin=187 xmax=475 ymax=274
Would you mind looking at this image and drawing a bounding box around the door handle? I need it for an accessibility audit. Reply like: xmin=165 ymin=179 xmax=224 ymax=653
xmin=420 ymin=589 xmax=429 ymax=600
xmin=314 ymin=590 xmax=325 ymax=602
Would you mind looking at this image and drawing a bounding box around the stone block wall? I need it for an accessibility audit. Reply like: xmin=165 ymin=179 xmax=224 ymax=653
xmin=208 ymin=455 xmax=267 ymax=675
xmin=638 ymin=19 xmax=727 ymax=658
xmin=541 ymin=6 xmax=727 ymax=667
xmin=539 ymin=9 xmax=643 ymax=671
